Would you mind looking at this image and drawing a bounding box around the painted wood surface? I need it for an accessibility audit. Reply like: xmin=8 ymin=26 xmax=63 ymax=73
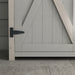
xmin=7 ymin=0 xmax=75 ymax=59
xmin=53 ymin=0 xmax=73 ymax=43
xmin=73 ymin=0 xmax=75 ymax=44
xmin=14 ymin=0 xmax=73 ymax=52
xmin=9 ymin=0 xmax=15 ymax=60
xmin=15 ymin=51 xmax=75 ymax=57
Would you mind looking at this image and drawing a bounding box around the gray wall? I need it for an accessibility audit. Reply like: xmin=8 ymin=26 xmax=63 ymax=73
xmin=0 ymin=0 xmax=8 ymax=50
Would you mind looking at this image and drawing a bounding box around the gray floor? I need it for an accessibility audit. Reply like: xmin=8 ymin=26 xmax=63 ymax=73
xmin=0 ymin=51 xmax=75 ymax=75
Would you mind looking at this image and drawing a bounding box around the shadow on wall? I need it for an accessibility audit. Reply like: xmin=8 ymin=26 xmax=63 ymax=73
xmin=0 ymin=50 xmax=8 ymax=60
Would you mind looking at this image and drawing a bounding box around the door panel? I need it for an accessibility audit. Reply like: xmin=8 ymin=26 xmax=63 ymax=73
xmin=16 ymin=44 xmax=73 ymax=51
xmin=52 ymin=2 xmax=63 ymax=44
xmin=15 ymin=0 xmax=73 ymax=51
xmin=62 ymin=0 xmax=73 ymax=44
xmin=32 ymin=2 xmax=42 ymax=43
xmin=43 ymin=0 xmax=53 ymax=43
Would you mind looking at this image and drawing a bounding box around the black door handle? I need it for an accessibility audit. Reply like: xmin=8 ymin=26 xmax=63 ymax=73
xmin=10 ymin=28 xmax=25 ymax=37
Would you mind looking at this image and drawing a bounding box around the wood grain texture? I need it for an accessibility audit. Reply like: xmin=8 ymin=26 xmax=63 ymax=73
xmin=9 ymin=0 xmax=15 ymax=61
xmin=53 ymin=0 xmax=73 ymax=43
xmin=43 ymin=0 xmax=53 ymax=43
xmin=23 ymin=0 xmax=42 ymax=36
xmin=32 ymin=1 xmax=42 ymax=43
xmin=15 ymin=0 xmax=73 ymax=52
xmin=52 ymin=1 xmax=63 ymax=44
xmin=14 ymin=0 xmax=74 ymax=57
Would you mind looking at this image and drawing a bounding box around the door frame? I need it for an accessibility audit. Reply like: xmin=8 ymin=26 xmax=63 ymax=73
xmin=8 ymin=0 xmax=75 ymax=61
xmin=8 ymin=0 xmax=15 ymax=61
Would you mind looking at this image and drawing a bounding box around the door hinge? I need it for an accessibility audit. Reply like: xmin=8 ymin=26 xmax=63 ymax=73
xmin=10 ymin=28 xmax=25 ymax=37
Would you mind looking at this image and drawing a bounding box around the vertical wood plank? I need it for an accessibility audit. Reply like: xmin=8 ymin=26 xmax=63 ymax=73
xmin=53 ymin=2 xmax=63 ymax=44
xmin=62 ymin=26 xmax=71 ymax=44
xmin=73 ymin=0 xmax=75 ymax=44
xmin=23 ymin=0 xmax=42 ymax=36
xmin=43 ymin=0 xmax=53 ymax=43
xmin=21 ymin=0 xmax=33 ymax=44
xmin=19 ymin=0 xmax=42 ymax=44
xmin=14 ymin=0 xmax=33 ymax=48
xmin=9 ymin=0 xmax=15 ymax=61
xmin=32 ymin=0 xmax=42 ymax=43
xmin=62 ymin=0 xmax=73 ymax=23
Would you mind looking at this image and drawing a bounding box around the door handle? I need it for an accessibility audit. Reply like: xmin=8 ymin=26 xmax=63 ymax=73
xmin=10 ymin=28 xmax=25 ymax=37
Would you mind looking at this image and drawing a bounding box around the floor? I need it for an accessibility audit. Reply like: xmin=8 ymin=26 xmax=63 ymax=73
xmin=0 ymin=51 xmax=75 ymax=75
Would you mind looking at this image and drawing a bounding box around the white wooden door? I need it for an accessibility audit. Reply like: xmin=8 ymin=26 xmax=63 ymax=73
xmin=14 ymin=0 xmax=73 ymax=56
xmin=9 ymin=0 xmax=74 ymax=60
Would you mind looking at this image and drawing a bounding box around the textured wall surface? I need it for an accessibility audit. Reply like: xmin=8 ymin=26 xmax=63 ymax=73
xmin=0 ymin=0 xmax=8 ymax=50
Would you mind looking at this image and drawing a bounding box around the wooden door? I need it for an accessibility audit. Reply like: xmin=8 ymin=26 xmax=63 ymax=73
xmin=9 ymin=0 xmax=74 ymax=60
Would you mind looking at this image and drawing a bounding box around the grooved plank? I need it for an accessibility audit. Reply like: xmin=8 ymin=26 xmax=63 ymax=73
xmin=53 ymin=0 xmax=73 ymax=43
xmin=21 ymin=0 xmax=42 ymax=44
xmin=32 ymin=1 xmax=42 ymax=43
xmin=53 ymin=1 xmax=63 ymax=44
xmin=0 ymin=20 xmax=8 ymax=36
xmin=23 ymin=0 xmax=42 ymax=35
xmin=62 ymin=0 xmax=73 ymax=22
xmin=0 ymin=37 xmax=8 ymax=49
xmin=0 ymin=3 xmax=8 ymax=19
xmin=43 ymin=0 xmax=53 ymax=43
xmin=0 ymin=0 xmax=8 ymax=2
